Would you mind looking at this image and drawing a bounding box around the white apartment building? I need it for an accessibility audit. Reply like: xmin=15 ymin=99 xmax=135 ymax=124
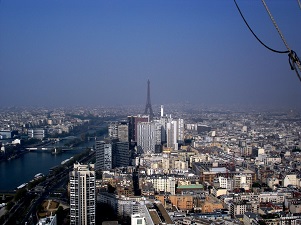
xmin=28 ymin=128 xmax=47 ymax=140
xmin=259 ymin=192 xmax=285 ymax=203
xmin=230 ymin=202 xmax=248 ymax=217
xmin=70 ymin=163 xmax=95 ymax=225
xmin=283 ymin=174 xmax=299 ymax=187
xmin=177 ymin=119 xmax=184 ymax=144
xmin=137 ymin=121 xmax=161 ymax=154
xmin=108 ymin=122 xmax=118 ymax=139
xmin=216 ymin=176 xmax=233 ymax=190
xmin=263 ymin=156 xmax=281 ymax=165
xmin=131 ymin=214 xmax=146 ymax=225
xmin=108 ymin=122 xmax=129 ymax=142
xmin=97 ymin=194 xmax=155 ymax=219
xmin=173 ymin=159 xmax=188 ymax=173
xmin=117 ymin=124 xmax=129 ymax=142
xmin=233 ymin=174 xmax=252 ymax=190
xmin=148 ymin=175 xmax=176 ymax=195
xmin=37 ymin=214 xmax=57 ymax=225
xmin=166 ymin=119 xmax=184 ymax=150
xmin=166 ymin=121 xmax=177 ymax=150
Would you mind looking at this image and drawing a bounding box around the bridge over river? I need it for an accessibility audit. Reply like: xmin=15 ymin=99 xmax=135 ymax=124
xmin=26 ymin=147 xmax=86 ymax=152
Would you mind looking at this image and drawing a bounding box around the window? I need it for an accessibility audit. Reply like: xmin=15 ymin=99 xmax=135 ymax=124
xmin=137 ymin=219 xmax=143 ymax=224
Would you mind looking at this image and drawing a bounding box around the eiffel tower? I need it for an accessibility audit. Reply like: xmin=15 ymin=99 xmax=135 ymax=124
xmin=144 ymin=79 xmax=154 ymax=119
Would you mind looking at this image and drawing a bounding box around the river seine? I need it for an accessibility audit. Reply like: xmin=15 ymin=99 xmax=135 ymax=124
xmin=0 ymin=149 xmax=85 ymax=191
xmin=0 ymin=135 xmax=97 ymax=191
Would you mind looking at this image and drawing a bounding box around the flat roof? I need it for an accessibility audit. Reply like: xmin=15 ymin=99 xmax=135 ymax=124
xmin=177 ymin=184 xmax=203 ymax=189
xmin=210 ymin=167 xmax=227 ymax=173
xmin=149 ymin=210 xmax=162 ymax=225
xmin=156 ymin=203 xmax=173 ymax=224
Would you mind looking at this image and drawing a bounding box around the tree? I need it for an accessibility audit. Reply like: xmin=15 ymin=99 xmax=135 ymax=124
xmin=184 ymin=139 xmax=192 ymax=145
xmin=6 ymin=201 xmax=14 ymax=210
xmin=96 ymin=171 xmax=102 ymax=179
xmin=252 ymin=182 xmax=261 ymax=188
xmin=56 ymin=206 xmax=65 ymax=224
xmin=80 ymin=133 xmax=86 ymax=141
xmin=96 ymin=203 xmax=116 ymax=224
xmin=107 ymin=184 xmax=116 ymax=193
xmin=14 ymin=188 xmax=27 ymax=201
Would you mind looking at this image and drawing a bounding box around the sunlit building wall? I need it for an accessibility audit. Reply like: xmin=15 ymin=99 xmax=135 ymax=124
xmin=69 ymin=163 xmax=95 ymax=225
xmin=137 ymin=121 xmax=161 ymax=154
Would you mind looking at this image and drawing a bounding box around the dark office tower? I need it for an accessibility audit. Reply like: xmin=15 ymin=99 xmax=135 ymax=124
xmin=95 ymin=138 xmax=130 ymax=170
xmin=144 ymin=79 xmax=154 ymax=120
xmin=128 ymin=116 xmax=135 ymax=143
xmin=112 ymin=142 xmax=130 ymax=168
xmin=95 ymin=140 xmax=112 ymax=171
xmin=128 ymin=115 xmax=149 ymax=143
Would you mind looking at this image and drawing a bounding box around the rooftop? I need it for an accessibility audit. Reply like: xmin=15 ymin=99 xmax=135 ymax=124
xmin=177 ymin=184 xmax=203 ymax=189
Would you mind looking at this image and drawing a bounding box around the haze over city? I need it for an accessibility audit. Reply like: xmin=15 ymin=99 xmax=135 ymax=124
xmin=0 ymin=1 xmax=301 ymax=109
xmin=2 ymin=2 xmax=301 ymax=224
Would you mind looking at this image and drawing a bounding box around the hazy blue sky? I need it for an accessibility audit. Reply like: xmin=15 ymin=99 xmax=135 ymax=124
xmin=0 ymin=1 xmax=301 ymax=109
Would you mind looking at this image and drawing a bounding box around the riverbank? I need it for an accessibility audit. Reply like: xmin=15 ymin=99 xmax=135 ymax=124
xmin=1 ymin=125 xmax=106 ymax=191
xmin=0 ymin=148 xmax=85 ymax=191
xmin=0 ymin=149 xmax=28 ymax=163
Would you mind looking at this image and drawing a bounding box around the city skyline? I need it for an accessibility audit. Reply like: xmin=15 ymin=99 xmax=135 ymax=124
xmin=0 ymin=1 xmax=301 ymax=108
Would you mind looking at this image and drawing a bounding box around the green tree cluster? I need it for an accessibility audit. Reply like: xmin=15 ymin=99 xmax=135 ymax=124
xmin=14 ymin=188 xmax=27 ymax=202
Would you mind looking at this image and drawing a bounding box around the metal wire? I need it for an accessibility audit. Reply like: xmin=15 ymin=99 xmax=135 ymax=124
xmin=234 ymin=0 xmax=289 ymax=54
xmin=298 ymin=0 xmax=301 ymax=10
xmin=261 ymin=0 xmax=301 ymax=82
xmin=261 ymin=0 xmax=291 ymax=51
